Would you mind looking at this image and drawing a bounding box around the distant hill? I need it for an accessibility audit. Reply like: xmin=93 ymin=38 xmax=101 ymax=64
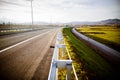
xmin=100 ymin=19 xmax=120 ymax=25
xmin=1 ymin=19 xmax=120 ymax=25
xmin=67 ymin=19 xmax=120 ymax=25
xmin=21 ymin=19 xmax=120 ymax=25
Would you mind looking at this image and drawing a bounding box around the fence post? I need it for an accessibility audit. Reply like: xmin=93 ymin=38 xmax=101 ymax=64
xmin=66 ymin=61 xmax=72 ymax=80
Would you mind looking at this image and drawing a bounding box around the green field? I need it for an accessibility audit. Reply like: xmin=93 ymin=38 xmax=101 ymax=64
xmin=63 ymin=28 xmax=118 ymax=80
xmin=76 ymin=25 xmax=120 ymax=52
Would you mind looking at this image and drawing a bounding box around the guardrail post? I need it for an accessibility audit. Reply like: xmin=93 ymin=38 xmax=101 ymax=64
xmin=48 ymin=31 xmax=72 ymax=80
xmin=66 ymin=63 xmax=72 ymax=80
xmin=56 ymin=60 xmax=72 ymax=80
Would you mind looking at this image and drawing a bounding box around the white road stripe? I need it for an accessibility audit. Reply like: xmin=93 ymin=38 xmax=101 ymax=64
xmin=0 ymin=31 xmax=50 ymax=53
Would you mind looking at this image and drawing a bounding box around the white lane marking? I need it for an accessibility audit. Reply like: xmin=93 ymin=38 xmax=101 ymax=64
xmin=0 ymin=31 xmax=50 ymax=53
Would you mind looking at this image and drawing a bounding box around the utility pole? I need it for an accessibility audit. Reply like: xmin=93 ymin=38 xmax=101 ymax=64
xmin=31 ymin=0 xmax=33 ymax=25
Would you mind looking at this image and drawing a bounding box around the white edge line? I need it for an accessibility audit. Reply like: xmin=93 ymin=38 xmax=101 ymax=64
xmin=0 ymin=31 xmax=50 ymax=53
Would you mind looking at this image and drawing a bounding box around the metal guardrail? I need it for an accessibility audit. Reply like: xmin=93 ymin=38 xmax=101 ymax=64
xmin=48 ymin=31 xmax=79 ymax=80
xmin=48 ymin=31 xmax=72 ymax=80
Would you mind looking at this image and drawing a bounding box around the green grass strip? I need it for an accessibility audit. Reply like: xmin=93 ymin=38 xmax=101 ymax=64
xmin=63 ymin=28 xmax=114 ymax=80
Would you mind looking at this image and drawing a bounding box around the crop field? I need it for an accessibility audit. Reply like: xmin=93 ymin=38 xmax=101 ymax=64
xmin=62 ymin=28 xmax=119 ymax=80
xmin=76 ymin=25 xmax=120 ymax=52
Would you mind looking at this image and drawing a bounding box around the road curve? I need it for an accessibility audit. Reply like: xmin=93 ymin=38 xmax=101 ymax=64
xmin=72 ymin=28 xmax=120 ymax=65
xmin=0 ymin=29 xmax=58 ymax=80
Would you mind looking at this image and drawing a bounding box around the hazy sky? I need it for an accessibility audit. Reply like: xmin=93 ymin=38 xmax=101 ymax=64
xmin=0 ymin=0 xmax=120 ymax=23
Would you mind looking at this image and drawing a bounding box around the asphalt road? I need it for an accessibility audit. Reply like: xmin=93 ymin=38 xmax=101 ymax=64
xmin=0 ymin=29 xmax=53 ymax=50
xmin=72 ymin=28 xmax=120 ymax=65
xmin=0 ymin=29 xmax=58 ymax=80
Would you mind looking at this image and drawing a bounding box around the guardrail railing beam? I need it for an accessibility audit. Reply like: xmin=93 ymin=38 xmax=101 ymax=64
xmin=48 ymin=31 xmax=72 ymax=80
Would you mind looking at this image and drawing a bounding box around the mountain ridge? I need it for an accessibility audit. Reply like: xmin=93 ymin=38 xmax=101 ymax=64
xmin=66 ymin=19 xmax=120 ymax=25
xmin=1 ymin=19 xmax=120 ymax=25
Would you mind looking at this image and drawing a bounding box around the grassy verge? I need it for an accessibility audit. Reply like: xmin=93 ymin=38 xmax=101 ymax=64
xmin=58 ymin=40 xmax=76 ymax=80
xmin=63 ymin=28 xmax=115 ymax=80
xmin=58 ymin=48 xmax=68 ymax=80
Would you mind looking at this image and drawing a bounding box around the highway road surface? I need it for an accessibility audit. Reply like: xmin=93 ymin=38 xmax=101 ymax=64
xmin=72 ymin=28 xmax=120 ymax=65
xmin=0 ymin=29 xmax=58 ymax=80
